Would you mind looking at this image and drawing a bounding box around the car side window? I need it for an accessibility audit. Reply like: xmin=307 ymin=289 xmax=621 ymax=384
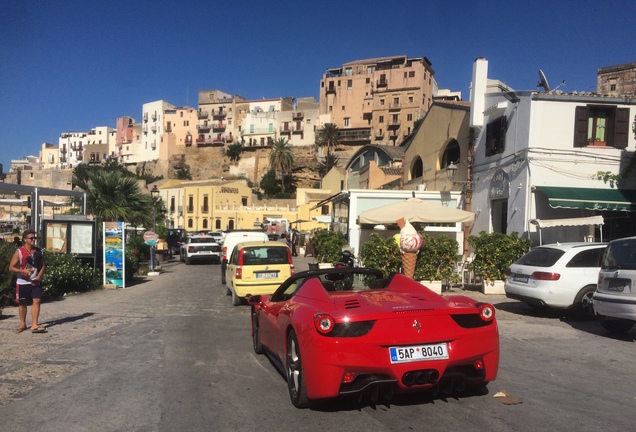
xmin=567 ymin=248 xmax=604 ymax=268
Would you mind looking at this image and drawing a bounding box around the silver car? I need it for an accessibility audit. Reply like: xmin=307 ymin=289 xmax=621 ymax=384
xmin=594 ymin=237 xmax=636 ymax=334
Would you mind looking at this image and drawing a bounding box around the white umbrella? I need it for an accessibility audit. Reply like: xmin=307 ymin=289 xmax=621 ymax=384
xmin=357 ymin=197 xmax=474 ymax=225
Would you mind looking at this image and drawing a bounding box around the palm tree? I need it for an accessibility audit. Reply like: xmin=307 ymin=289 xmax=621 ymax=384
xmin=73 ymin=170 xmax=157 ymax=229
xmin=316 ymin=123 xmax=340 ymax=156
xmin=318 ymin=153 xmax=341 ymax=178
xmin=269 ymin=138 xmax=294 ymax=192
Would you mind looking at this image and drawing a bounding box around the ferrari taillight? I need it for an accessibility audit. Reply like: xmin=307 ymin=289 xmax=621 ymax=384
xmin=473 ymin=359 xmax=484 ymax=370
xmin=478 ymin=303 xmax=495 ymax=322
xmin=235 ymin=266 xmax=242 ymax=279
xmin=314 ymin=313 xmax=335 ymax=334
xmin=343 ymin=371 xmax=357 ymax=384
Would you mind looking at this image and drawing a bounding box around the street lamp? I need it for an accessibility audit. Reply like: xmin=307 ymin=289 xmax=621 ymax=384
xmin=150 ymin=185 xmax=159 ymax=271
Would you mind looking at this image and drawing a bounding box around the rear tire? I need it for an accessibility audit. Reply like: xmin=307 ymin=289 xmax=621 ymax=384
xmin=231 ymin=286 xmax=241 ymax=306
xmin=572 ymin=285 xmax=596 ymax=319
xmin=252 ymin=308 xmax=263 ymax=354
xmin=286 ymin=331 xmax=309 ymax=408
xmin=599 ymin=316 xmax=634 ymax=334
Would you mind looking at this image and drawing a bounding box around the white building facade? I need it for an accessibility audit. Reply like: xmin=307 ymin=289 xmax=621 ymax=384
xmin=469 ymin=58 xmax=636 ymax=245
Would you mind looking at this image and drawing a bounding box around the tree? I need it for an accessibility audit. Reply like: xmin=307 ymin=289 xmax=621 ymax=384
xmin=226 ymin=142 xmax=243 ymax=161
xmin=318 ymin=152 xmax=340 ymax=178
xmin=73 ymin=170 xmax=160 ymax=229
xmin=174 ymin=167 xmax=192 ymax=180
xmin=260 ymin=169 xmax=282 ymax=196
xmin=269 ymin=138 xmax=294 ymax=192
xmin=316 ymin=123 xmax=340 ymax=156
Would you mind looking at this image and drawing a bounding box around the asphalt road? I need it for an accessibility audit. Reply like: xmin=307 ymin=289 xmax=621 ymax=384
xmin=0 ymin=255 xmax=634 ymax=431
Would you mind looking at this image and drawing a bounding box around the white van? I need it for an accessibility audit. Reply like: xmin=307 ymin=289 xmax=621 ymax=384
xmin=221 ymin=230 xmax=269 ymax=284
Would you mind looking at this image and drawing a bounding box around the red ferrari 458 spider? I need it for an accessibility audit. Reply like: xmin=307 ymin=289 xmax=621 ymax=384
xmin=248 ymin=267 xmax=499 ymax=408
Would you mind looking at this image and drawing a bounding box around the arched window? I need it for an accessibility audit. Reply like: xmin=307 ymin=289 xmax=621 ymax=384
xmin=228 ymin=219 xmax=234 ymax=230
xmin=411 ymin=156 xmax=423 ymax=179
xmin=442 ymin=140 xmax=460 ymax=168
xmin=216 ymin=219 xmax=221 ymax=229
xmin=202 ymin=219 xmax=208 ymax=229
xmin=188 ymin=219 xmax=193 ymax=228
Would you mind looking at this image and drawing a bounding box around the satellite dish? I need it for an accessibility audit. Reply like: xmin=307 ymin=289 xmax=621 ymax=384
xmin=538 ymin=69 xmax=550 ymax=91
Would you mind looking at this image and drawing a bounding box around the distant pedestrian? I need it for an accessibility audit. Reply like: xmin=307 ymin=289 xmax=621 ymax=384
xmin=291 ymin=229 xmax=299 ymax=257
xmin=8 ymin=230 xmax=46 ymax=334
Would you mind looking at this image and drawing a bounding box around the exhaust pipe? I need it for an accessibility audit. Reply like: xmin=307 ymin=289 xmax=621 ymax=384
xmin=403 ymin=370 xmax=440 ymax=386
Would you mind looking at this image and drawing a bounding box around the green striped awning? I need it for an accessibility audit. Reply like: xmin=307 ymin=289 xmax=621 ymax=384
xmin=535 ymin=186 xmax=636 ymax=211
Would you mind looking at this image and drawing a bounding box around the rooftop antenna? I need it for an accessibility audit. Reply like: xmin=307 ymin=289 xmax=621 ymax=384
xmin=537 ymin=69 xmax=550 ymax=91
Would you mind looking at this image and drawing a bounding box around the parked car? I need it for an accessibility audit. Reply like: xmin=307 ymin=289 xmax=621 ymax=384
xmin=248 ymin=267 xmax=499 ymax=408
xmin=594 ymin=237 xmax=636 ymax=334
xmin=179 ymin=234 xmax=221 ymax=265
xmin=225 ymin=240 xmax=295 ymax=306
xmin=206 ymin=231 xmax=225 ymax=245
xmin=221 ymin=230 xmax=269 ymax=284
xmin=505 ymin=242 xmax=606 ymax=318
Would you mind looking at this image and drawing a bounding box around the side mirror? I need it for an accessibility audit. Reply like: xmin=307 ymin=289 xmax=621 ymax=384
xmin=247 ymin=295 xmax=261 ymax=305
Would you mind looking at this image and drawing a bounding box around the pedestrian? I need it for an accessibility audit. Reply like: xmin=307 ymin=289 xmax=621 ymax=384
xmin=291 ymin=229 xmax=299 ymax=257
xmin=279 ymin=232 xmax=288 ymax=246
xmin=8 ymin=230 xmax=46 ymax=334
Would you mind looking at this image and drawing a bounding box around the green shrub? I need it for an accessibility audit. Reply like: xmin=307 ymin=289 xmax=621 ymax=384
xmin=312 ymin=230 xmax=347 ymax=263
xmin=467 ymin=231 xmax=532 ymax=281
xmin=125 ymin=247 xmax=140 ymax=282
xmin=359 ymin=233 xmax=401 ymax=278
xmin=0 ymin=242 xmax=18 ymax=306
xmin=127 ymin=235 xmax=150 ymax=262
xmin=359 ymin=232 xmax=459 ymax=282
xmin=42 ymin=250 xmax=102 ymax=297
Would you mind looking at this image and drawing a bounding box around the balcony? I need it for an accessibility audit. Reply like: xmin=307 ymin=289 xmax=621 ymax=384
xmin=60 ymin=148 xmax=67 ymax=153
xmin=376 ymin=79 xmax=388 ymax=88
xmin=280 ymin=125 xmax=291 ymax=134
xmin=195 ymin=136 xmax=225 ymax=147
xmin=197 ymin=123 xmax=211 ymax=132
xmin=151 ymin=113 xmax=157 ymax=121
xmin=197 ymin=110 xmax=208 ymax=119
xmin=292 ymin=124 xmax=304 ymax=133
xmin=292 ymin=111 xmax=304 ymax=120
xmin=143 ymin=113 xmax=148 ymax=122
xmin=243 ymin=128 xmax=276 ymax=135
xmin=169 ymin=207 xmax=175 ymax=214
xmin=388 ymin=121 xmax=401 ymax=129
xmin=325 ymin=85 xmax=336 ymax=94
xmin=151 ymin=125 xmax=157 ymax=133
xmin=338 ymin=129 xmax=371 ymax=142
xmin=374 ymin=131 xmax=385 ymax=139
xmin=142 ymin=125 xmax=148 ymax=134
xmin=212 ymin=109 xmax=226 ymax=119
xmin=165 ymin=125 xmax=172 ymax=132
xmin=212 ymin=123 xmax=226 ymax=132
xmin=185 ymin=136 xmax=193 ymax=147
xmin=201 ymin=205 xmax=209 ymax=213
xmin=389 ymin=102 xmax=401 ymax=110
xmin=187 ymin=206 xmax=194 ymax=213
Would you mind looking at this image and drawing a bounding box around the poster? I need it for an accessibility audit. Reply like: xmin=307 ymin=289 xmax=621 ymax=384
xmin=104 ymin=221 xmax=125 ymax=288
xmin=71 ymin=224 xmax=94 ymax=254
xmin=46 ymin=223 xmax=68 ymax=253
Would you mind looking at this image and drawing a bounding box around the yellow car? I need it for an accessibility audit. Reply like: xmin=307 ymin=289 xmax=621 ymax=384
xmin=225 ymin=241 xmax=295 ymax=306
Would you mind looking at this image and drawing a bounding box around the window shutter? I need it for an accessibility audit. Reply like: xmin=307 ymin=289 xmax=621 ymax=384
xmin=613 ymin=108 xmax=629 ymax=149
xmin=573 ymin=106 xmax=588 ymax=147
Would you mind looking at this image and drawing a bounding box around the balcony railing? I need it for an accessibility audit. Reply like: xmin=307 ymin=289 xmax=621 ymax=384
xmin=143 ymin=113 xmax=148 ymax=122
xmin=151 ymin=125 xmax=157 ymax=133
xmin=212 ymin=123 xmax=225 ymax=131
xmin=243 ymin=128 xmax=276 ymax=135
xmin=280 ymin=126 xmax=291 ymax=134
xmin=151 ymin=113 xmax=157 ymax=121
xmin=376 ymin=79 xmax=388 ymax=87
xmin=197 ymin=123 xmax=211 ymax=131
xmin=165 ymin=125 xmax=172 ymax=132
xmin=197 ymin=110 xmax=208 ymax=119
xmin=388 ymin=121 xmax=401 ymax=129
xmin=212 ymin=110 xmax=226 ymax=119
xmin=325 ymin=86 xmax=336 ymax=94
xmin=374 ymin=131 xmax=385 ymax=139
xmin=201 ymin=205 xmax=209 ymax=213
xmin=338 ymin=129 xmax=371 ymax=141
xmin=292 ymin=111 xmax=304 ymax=120
xmin=292 ymin=124 xmax=304 ymax=133
xmin=187 ymin=206 xmax=194 ymax=213
xmin=389 ymin=102 xmax=401 ymax=110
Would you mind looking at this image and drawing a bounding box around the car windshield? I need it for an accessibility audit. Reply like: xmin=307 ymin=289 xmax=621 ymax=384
xmin=602 ymin=239 xmax=636 ymax=270
xmin=242 ymin=246 xmax=288 ymax=265
xmin=515 ymin=248 xmax=565 ymax=267
xmin=191 ymin=237 xmax=214 ymax=244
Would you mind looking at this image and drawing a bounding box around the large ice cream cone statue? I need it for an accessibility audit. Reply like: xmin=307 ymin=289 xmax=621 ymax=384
xmin=402 ymin=250 xmax=419 ymax=279
xmin=397 ymin=218 xmax=423 ymax=279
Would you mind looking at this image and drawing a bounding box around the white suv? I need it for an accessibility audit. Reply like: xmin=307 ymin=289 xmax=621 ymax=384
xmin=594 ymin=237 xmax=636 ymax=334
xmin=505 ymin=242 xmax=606 ymax=318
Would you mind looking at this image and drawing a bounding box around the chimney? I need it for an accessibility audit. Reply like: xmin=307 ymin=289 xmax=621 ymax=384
xmin=470 ymin=57 xmax=488 ymax=128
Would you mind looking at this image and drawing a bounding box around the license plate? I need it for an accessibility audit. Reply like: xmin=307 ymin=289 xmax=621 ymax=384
xmin=256 ymin=272 xmax=278 ymax=279
xmin=389 ymin=343 xmax=449 ymax=364
xmin=608 ymin=279 xmax=628 ymax=292
xmin=513 ymin=274 xmax=529 ymax=283
xmin=199 ymin=251 xmax=211 ymax=254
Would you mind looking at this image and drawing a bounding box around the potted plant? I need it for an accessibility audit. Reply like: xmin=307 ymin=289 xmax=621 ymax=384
xmin=413 ymin=234 xmax=459 ymax=294
xmin=311 ymin=230 xmax=348 ymax=268
xmin=467 ymin=231 xmax=532 ymax=294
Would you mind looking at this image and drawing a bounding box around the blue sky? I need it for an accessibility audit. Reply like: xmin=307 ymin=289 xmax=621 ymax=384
xmin=1 ymin=0 xmax=634 ymax=172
